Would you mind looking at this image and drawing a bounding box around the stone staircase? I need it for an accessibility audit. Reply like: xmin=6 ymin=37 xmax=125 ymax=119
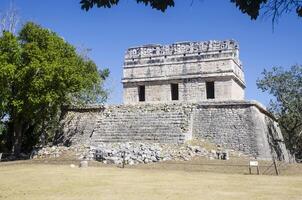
xmin=90 ymin=111 xmax=188 ymax=144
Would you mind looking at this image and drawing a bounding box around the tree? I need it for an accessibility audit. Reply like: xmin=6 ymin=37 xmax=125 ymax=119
xmin=80 ymin=0 xmax=175 ymax=12
xmin=257 ymin=65 xmax=302 ymax=161
xmin=0 ymin=22 xmax=109 ymax=156
xmin=0 ymin=0 xmax=19 ymax=35
xmin=80 ymin=0 xmax=302 ymax=23
xmin=231 ymin=0 xmax=302 ymax=21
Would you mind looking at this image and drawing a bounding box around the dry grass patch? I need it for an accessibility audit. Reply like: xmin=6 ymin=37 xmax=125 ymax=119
xmin=0 ymin=164 xmax=302 ymax=200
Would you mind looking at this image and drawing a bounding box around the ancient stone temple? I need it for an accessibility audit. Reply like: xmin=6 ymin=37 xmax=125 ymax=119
xmin=59 ymin=40 xmax=290 ymax=162
xmin=123 ymin=40 xmax=245 ymax=104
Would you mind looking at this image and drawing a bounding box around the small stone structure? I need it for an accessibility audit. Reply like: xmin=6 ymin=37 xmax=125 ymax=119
xmin=123 ymin=40 xmax=244 ymax=104
xmin=58 ymin=40 xmax=290 ymax=162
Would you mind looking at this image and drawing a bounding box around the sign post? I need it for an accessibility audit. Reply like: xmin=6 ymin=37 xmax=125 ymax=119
xmin=249 ymin=160 xmax=260 ymax=175
xmin=272 ymin=157 xmax=279 ymax=176
xmin=122 ymin=151 xmax=126 ymax=168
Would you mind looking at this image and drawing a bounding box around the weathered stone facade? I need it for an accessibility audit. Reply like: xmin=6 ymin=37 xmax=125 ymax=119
xmin=123 ymin=40 xmax=245 ymax=104
xmin=58 ymin=40 xmax=290 ymax=162
xmin=59 ymin=101 xmax=289 ymax=161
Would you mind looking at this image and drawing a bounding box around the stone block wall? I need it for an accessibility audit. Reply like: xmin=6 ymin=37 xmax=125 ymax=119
xmin=123 ymin=76 xmax=244 ymax=104
xmin=59 ymin=104 xmax=192 ymax=146
xmin=122 ymin=40 xmax=245 ymax=104
xmin=193 ymin=105 xmax=256 ymax=154
xmin=58 ymin=101 xmax=289 ymax=161
xmin=231 ymin=79 xmax=245 ymax=99
xmin=180 ymin=78 xmax=206 ymax=102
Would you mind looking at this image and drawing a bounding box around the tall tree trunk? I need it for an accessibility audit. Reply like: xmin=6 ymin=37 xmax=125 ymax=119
xmin=12 ymin=118 xmax=23 ymax=157
xmin=40 ymin=120 xmax=46 ymax=146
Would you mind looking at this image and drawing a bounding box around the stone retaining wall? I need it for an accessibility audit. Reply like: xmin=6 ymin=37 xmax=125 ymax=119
xmin=58 ymin=101 xmax=289 ymax=161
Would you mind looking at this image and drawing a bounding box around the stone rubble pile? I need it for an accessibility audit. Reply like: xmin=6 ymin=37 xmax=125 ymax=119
xmin=31 ymin=146 xmax=68 ymax=158
xmin=91 ymin=142 xmax=213 ymax=165
xmin=33 ymin=142 xmax=232 ymax=165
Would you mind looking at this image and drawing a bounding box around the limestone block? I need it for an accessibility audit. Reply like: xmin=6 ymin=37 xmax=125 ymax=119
xmin=79 ymin=160 xmax=88 ymax=168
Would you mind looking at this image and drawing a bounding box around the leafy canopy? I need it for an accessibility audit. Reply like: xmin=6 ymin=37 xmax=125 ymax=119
xmin=257 ymin=65 xmax=302 ymax=159
xmin=1 ymin=22 xmax=104 ymax=120
xmin=0 ymin=22 xmax=108 ymax=153
xmin=80 ymin=0 xmax=175 ymax=12
xmin=80 ymin=0 xmax=302 ymax=21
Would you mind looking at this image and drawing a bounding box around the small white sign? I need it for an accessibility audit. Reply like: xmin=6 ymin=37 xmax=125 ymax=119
xmin=250 ymin=161 xmax=259 ymax=166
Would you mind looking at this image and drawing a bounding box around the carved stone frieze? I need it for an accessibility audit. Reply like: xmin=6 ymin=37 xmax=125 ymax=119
xmin=125 ymin=40 xmax=238 ymax=59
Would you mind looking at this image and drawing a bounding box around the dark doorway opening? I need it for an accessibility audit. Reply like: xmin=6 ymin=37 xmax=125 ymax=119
xmin=206 ymin=81 xmax=215 ymax=99
xmin=138 ymin=85 xmax=145 ymax=102
xmin=171 ymin=83 xmax=179 ymax=101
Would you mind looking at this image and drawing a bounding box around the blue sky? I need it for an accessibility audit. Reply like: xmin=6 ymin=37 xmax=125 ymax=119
xmin=1 ymin=0 xmax=301 ymax=105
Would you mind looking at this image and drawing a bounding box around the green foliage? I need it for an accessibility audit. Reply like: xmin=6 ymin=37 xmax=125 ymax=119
xmin=80 ymin=0 xmax=175 ymax=12
xmin=231 ymin=0 xmax=302 ymax=21
xmin=257 ymin=65 xmax=302 ymax=160
xmin=0 ymin=122 xmax=4 ymax=137
xmin=0 ymin=22 xmax=109 ymax=154
xmin=0 ymin=123 xmax=3 ymax=133
xmin=230 ymin=0 xmax=267 ymax=20
xmin=79 ymin=0 xmax=302 ymax=21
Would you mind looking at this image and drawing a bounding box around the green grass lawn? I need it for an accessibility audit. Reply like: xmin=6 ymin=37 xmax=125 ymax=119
xmin=0 ymin=163 xmax=301 ymax=200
